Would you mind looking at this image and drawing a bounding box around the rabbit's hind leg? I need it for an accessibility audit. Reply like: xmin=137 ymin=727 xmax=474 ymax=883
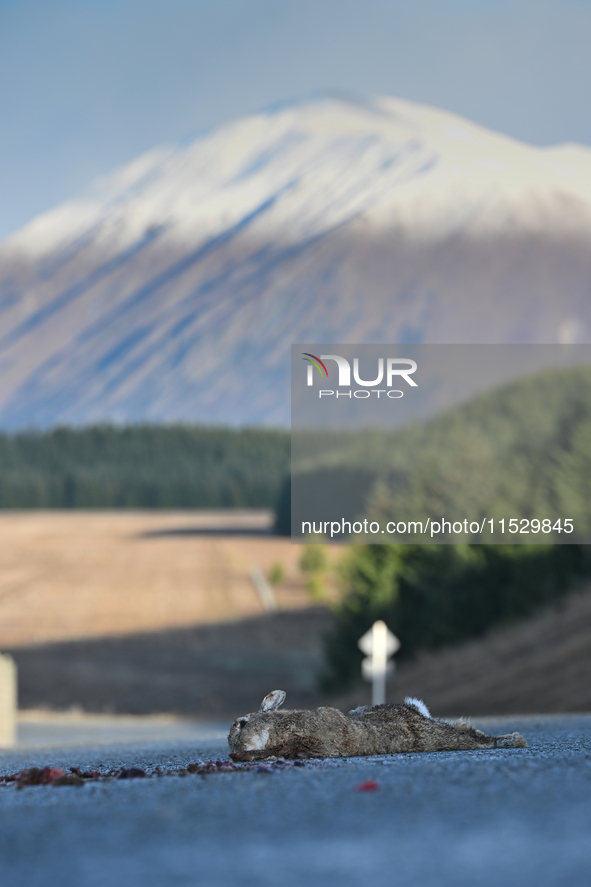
xmin=494 ymin=732 xmax=527 ymax=748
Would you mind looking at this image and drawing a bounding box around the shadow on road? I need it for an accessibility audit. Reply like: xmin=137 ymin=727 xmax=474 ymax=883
xmin=8 ymin=607 xmax=335 ymax=718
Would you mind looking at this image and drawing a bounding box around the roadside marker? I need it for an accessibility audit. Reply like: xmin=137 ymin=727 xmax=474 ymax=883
xmin=0 ymin=653 xmax=16 ymax=747
xmin=358 ymin=621 xmax=400 ymax=706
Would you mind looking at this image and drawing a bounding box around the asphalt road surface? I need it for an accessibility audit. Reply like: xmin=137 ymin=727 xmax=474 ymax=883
xmin=0 ymin=714 xmax=590 ymax=887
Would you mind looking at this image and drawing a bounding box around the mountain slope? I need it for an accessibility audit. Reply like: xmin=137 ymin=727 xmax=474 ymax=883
xmin=1 ymin=94 xmax=591 ymax=428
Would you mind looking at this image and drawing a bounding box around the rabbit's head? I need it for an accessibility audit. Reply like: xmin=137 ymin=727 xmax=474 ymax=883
xmin=228 ymin=690 xmax=287 ymax=761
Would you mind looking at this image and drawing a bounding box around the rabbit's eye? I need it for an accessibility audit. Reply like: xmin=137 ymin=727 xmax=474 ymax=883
xmin=238 ymin=719 xmax=248 ymax=729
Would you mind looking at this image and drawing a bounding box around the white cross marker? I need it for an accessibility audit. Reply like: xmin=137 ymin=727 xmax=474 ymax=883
xmin=358 ymin=621 xmax=400 ymax=706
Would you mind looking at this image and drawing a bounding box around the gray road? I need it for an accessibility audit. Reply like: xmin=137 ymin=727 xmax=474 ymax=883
xmin=14 ymin=711 xmax=228 ymax=749
xmin=0 ymin=714 xmax=590 ymax=887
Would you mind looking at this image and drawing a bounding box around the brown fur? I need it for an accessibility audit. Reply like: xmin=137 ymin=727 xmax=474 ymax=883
xmin=228 ymin=693 xmax=527 ymax=761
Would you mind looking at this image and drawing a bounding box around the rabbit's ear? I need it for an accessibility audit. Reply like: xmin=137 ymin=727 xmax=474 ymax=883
xmin=260 ymin=690 xmax=286 ymax=712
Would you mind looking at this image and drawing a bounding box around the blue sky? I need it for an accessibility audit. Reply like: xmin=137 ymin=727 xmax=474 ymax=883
xmin=1 ymin=0 xmax=591 ymax=240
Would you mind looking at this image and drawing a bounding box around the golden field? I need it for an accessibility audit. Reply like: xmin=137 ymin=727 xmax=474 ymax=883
xmin=0 ymin=510 xmax=337 ymax=648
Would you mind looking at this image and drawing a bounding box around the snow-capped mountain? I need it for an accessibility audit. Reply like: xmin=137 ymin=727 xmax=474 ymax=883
xmin=1 ymin=93 xmax=591 ymax=428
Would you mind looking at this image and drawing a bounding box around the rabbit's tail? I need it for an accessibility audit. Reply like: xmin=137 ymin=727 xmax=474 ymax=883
xmin=404 ymin=697 xmax=431 ymax=719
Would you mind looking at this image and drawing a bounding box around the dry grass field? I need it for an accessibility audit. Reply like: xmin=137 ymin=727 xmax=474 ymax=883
xmin=0 ymin=510 xmax=338 ymax=648
xmin=0 ymin=510 xmax=340 ymax=716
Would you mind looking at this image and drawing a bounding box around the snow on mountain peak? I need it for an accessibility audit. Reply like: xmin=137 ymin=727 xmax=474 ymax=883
xmin=8 ymin=94 xmax=591 ymax=260
xmin=1 ymin=94 xmax=591 ymax=429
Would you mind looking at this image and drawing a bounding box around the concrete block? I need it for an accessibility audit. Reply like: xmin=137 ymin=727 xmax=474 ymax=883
xmin=0 ymin=653 xmax=17 ymax=747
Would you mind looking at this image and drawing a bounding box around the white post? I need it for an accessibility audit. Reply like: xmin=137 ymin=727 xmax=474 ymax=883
xmin=359 ymin=621 xmax=400 ymax=707
xmin=371 ymin=621 xmax=387 ymax=706
xmin=0 ymin=653 xmax=17 ymax=748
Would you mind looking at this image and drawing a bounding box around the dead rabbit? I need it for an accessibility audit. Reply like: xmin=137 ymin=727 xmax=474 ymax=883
xmin=228 ymin=690 xmax=527 ymax=761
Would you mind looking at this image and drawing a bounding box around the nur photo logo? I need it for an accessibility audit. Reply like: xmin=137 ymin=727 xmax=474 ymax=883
xmin=302 ymin=352 xmax=418 ymax=398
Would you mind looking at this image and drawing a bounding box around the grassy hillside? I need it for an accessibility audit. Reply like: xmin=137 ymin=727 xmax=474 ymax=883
xmin=292 ymin=364 xmax=591 ymax=543
xmin=0 ymin=424 xmax=289 ymax=508
xmin=292 ymin=365 xmax=591 ymax=690
xmin=320 ymin=542 xmax=591 ymax=692
xmin=331 ymin=583 xmax=591 ymax=716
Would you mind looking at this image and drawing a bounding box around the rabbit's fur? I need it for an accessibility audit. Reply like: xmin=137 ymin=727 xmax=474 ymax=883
xmin=228 ymin=690 xmax=527 ymax=761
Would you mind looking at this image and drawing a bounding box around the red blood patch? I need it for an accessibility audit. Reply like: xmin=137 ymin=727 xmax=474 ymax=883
xmin=356 ymin=780 xmax=379 ymax=792
xmin=15 ymin=767 xmax=68 ymax=787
